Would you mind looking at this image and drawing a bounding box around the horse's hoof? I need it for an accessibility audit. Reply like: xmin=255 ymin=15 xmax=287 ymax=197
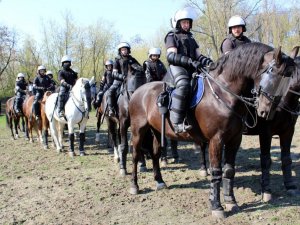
xmin=199 ymin=169 xmax=208 ymax=177
xmin=25 ymin=138 xmax=29 ymax=141
xmin=287 ymin=189 xmax=300 ymax=196
xmin=15 ymin=134 xmax=19 ymax=139
xmin=156 ymin=182 xmax=167 ymax=191
xmin=129 ymin=186 xmax=139 ymax=195
xmin=120 ymin=169 xmax=127 ymax=177
xmin=211 ymin=209 xmax=225 ymax=219
xmin=56 ymin=148 xmax=61 ymax=153
xmin=30 ymin=139 xmax=33 ymax=143
xmin=262 ymin=192 xmax=272 ymax=202
xmin=139 ymin=166 xmax=147 ymax=172
xmin=114 ymin=157 xmax=120 ymax=163
xmin=43 ymin=145 xmax=49 ymax=150
xmin=69 ymin=152 xmax=75 ymax=157
xmin=225 ymin=203 xmax=239 ymax=212
xmin=79 ymin=152 xmax=85 ymax=156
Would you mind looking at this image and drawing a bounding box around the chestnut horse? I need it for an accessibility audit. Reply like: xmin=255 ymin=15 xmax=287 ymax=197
xmin=128 ymin=43 xmax=297 ymax=218
xmin=5 ymin=96 xmax=25 ymax=139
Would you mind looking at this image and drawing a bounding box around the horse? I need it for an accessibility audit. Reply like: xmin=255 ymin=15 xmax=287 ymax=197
xmin=197 ymin=47 xmax=300 ymax=202
xmin=22 ymin=94 xmax=45 ymax=146
xmin=45 ymin=78 xmax=92 ymax=157
xmin=128 ymin=43 xmax=297 ymax=218
xmin=5 ymin=96 xmax=26 ymax=139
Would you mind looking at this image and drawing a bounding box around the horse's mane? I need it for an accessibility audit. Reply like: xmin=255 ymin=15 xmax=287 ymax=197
xmin=211 ymin=42 xmax=273 ymax=80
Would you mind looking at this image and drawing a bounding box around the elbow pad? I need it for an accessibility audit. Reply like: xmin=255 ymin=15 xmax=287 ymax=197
xmin=167 ymin=52 xmax=191 ymax=67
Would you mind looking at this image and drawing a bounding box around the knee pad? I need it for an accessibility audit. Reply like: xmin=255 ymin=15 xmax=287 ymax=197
xmin=223 ymin=164 xmax=235 ymax=178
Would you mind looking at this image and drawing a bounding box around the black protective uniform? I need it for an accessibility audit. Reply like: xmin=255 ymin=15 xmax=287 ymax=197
xmin=143 ymin=58 xmax=167 ymax=82
xmin=14 ymin=79 xmax=27 ymax=114
xmin=94 ymin=69 xmax=114 ymax=108
xmin=164 ymin=29 xmax=213 ymax=133
xmin=220 ymin=33 xmax=251 ymax=55
xmin=57 ymin=67 xmax=78 ymax=116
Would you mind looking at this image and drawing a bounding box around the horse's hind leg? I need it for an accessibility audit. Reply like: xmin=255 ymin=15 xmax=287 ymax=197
xmin=8 ymin=114 xmax=15 ymax=140
xmin=78 ymin=120 xmax=87 ymax=156
xmin=119 ymin=118 xmax=130 ymax=176
xmin=196 ymin=142 xmax=208 ymax=177
xmin=279 ymin=133 xmax=300 ymax=196
xmin=49 ymin=120 xmax=61 ymax=152
xmin=151 ymin=130 xmax=167 ymax=190
xmin=14 ymin=118 xmax=20 ymax=139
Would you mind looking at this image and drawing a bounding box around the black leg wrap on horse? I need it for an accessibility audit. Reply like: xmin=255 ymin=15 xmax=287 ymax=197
xmin=79 ymin=133 xmax=85 ymax=153
xmin=69 ymin=133 xmax=75 ymax=152
xmin=223 ymin=178 xmax=236 ymax=203
xmin=209 ymin=168 xmax=223 ymax=210
xmin=281 ymin=156 xmax=297 ymax=189
xmin=42 ymin=130 xmax=48 ymax=146
xmin=170 ymin=140 xmax=179 ymax=158
xmin=260 ymin=154 xmax=272 ymax=193
xmin=119 ymin=144 xmax=128 ymax=169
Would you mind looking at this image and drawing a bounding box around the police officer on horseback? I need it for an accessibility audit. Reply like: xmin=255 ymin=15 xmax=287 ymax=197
xmin=32 ymin=65 xmax=52 ymax=119
xmin=165 ymin=7 xmax=213 ymax=133
xmin=220 ymin=15 xmax=251 ymax=55
xmin=93 ymin=59 xmax=114 ymax=109
xmin=143 ymin=48 xmax=167 ymax=82
xmin=46 ymin=70 xmax=57 ymax=93
xmin=57 ymin=55 xmax=78 ymax=118
xmin=14 ymin=73 xmax=28 ymax=115
xmin=106 ymin=42 xmax=143 ymax=117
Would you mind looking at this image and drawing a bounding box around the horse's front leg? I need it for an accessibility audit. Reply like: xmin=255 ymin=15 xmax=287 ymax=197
xmin=279 ymin=132 xmax=300 ymax=196
xmin=14 ymin=117 xmax=20 ymax=139
xmin=209 ymin=136 xmax=226 ymax=219
xmin=259 ymin=132 xmax=273 ymax=202
xmin=68 ymin=122 xmax=75 ymax=157
xmin=95 ymin=113 xmax=101 ymax=143
xmin=8 ymin=114 xmax=15 ymax=140
xmin=78 ymin=120 xmax=87 ymax=156
xmin=119 ymin=118 xmax=129 ymax=176
xmin=222 ymin=136 xmax=241 ymax=213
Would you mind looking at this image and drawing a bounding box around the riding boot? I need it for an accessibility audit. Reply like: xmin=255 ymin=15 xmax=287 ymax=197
xmin=281 ymin=156 xmax=297 ymax=190
xmin=170 ymin=68 xmax=192 ymax=134
xmin=93 ymin=91 xmax=103 ymax=109
xmin=14 ymin=100 xmax=20 ymax=115
xmin=33 ymin=102 xmax=40 ymax=119
xmin=79 ymin=133 xmax=85 ymax=155
xmin=260 ymin=154 xmax=272 ymax=193
xmin=209 ymin=168 xmax=223 ymax=211
xmin=69 ymin=133 xmax=75 ymax=153
xmin=107 ymin=94 xmax=116 ymax=117
xmin=119 ymin=144 xmax=128 ymax=170
xmin=58 ymin=96 xmax=65 ymax=117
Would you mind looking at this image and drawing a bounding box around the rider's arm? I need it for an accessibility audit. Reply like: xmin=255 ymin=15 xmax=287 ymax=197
xmin=195 ymin=48 xmax=213 ymax=67
xmin=221 ymin=39 xmax=234 ymax=55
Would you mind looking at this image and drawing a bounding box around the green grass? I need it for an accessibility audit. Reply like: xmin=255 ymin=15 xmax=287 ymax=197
xmin=0 ymin=114 xmax=6 ymax=128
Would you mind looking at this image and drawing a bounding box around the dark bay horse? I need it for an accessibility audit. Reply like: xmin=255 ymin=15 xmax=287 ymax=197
xmin=197 ymin=47 xmax=300 ymax=202
xmin=5 ymin=96 xmax=25 ymax=139
xmin=128 ymin=43 xmax=297 ymax=218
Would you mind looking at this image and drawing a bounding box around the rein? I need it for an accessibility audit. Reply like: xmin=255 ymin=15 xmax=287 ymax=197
xmin=275 ymin=89 xmax=300 ymax=116
xmin=70 ymin=89 xmax=89 ymax=122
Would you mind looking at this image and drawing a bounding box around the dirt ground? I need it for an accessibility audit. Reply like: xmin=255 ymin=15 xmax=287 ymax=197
xmin=0 ymin=112 xmax=300 ymax=225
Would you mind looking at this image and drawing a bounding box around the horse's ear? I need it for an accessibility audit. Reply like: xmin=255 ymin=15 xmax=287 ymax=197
xmin=89 ymin=76 xmax=95 ymax=85
xmin=290 ymin=46 xmax=300 ymax=59
xmin=274 ymin=46 xmax=282 ymax=66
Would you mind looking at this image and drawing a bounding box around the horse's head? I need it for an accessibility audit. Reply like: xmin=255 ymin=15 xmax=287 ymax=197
xmin=255 ymin=46 xmax=298 ymax=120
xmin=73 ymin=78 xmax=92 ymax=112
xmin=289 ymin=48 xmax=300 ymax=93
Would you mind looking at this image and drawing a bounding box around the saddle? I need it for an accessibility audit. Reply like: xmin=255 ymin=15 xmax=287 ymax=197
xmin=157 ymin=75 xmax=205 ymax=113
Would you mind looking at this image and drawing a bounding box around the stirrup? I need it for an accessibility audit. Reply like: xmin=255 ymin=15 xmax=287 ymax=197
xmin=173 ymin=123 xmax=192 ymax=134
xmin=108 ymin=109 xmax=115 ymax=117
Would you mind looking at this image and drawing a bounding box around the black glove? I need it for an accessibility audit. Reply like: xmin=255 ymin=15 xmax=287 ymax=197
xmin=190 ymin=60 xmax=202 ymax=71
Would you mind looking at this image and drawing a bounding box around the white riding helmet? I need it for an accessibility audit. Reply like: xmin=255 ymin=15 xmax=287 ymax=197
xmin=61 ymin=55 xmax=72 ymax=63
xmin=171 ymin=7 xmax=198 ymax=29
xmin=148 ymin=48 xmax=161 ymax=58
xmin=117 ymin=42 xmax=131 ymax=51
xmin=37 ymin=65 xmax=46 ymax=71
xmin=46 ymin=70 xmax=53 ymax=76
xmin=17 ymin=73 xmax=25 ymax=78
xmin=105 ymin=60 xmax=113 ymax=66
xmin=228 ymin=15 xmax=246 ymax=32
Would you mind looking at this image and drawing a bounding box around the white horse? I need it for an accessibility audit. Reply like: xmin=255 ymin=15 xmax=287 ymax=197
xmin=45 ymin=77 xmax=93 ymax=157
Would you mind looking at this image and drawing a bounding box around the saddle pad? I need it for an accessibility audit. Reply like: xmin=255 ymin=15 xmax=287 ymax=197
xmin=190 ymin=75 xmax=205 ymax=108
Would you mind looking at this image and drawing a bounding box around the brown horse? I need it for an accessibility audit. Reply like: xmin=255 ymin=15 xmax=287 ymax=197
xmin=197 ymin=47 xmax=300 ymax=202
xmin=22 ymin=93 xmax=50 ymax=149
xmin=5 ymin=96 xmax=25 ymax=139
xmin=128 ymin=43 xmax=297 ymax=218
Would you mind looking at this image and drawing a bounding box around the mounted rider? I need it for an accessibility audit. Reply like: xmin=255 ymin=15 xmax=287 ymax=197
xmin=106 ymin=42 xmax=143 ymax=117
xmin=143 ymin=47 xmax=167 ymax=82
xmin=46 ymin=70 xmax=57 ymax=93
xmin=220 ymin=15 xmax=251 ymax=55
xmin=93 ymin=59 xmax=114 ymax=109
xmin=32 ymin=65 xmax=52 ymax=120
xmin=165 ymin=7 xmax=213 ymax=133
xmin=14 ymin=73 xmax=28 ymax=115
xmin=57 ymin=55 xmax=78 ymax=118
